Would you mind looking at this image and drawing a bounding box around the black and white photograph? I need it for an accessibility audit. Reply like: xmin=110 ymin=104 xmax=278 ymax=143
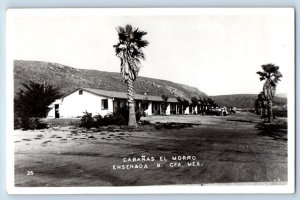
xmin=6 ymin=8 xmax=295 ymax=194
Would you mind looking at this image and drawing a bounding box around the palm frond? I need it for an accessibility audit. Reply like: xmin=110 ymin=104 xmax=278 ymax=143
xmin=125 ymin=24 xmax=133 ymax=34
xmin=114 ymin=24 xmax=149 ymax=82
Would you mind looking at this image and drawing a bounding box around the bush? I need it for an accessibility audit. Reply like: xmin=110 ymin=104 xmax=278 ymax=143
xmin=93 ymin=114 xmax=103 ymax=127
xmin=114 ymin=106 xmax=142 ymax=125
xmin=15 ymin=81 xmax=62 ymax=118
xmin=203 ymin=110 xmax=219 ymax=116
xmin=80 ymin=106 xmax=142 ymax=129
xmin=95 ymin=113 xmax=122 ymax=126
xmin=273 ymin=109 xmax=287 ymax=117
xmin=80 ymin=111 xmax=94 ymax=129
xmin=14 ymin=116 xmax=22 ymax=129
xmin=139 ymin=120 xmax=150 ymax=125
xmin=113 ymin=106 xmax=129 ymax=125
xmin=135 ymin=110 xmax=142 ymax=122
xmin=255 ymin=120 xmax=287 ymax=134
xmin=15 ymin=117 xmax=48 ymax=130
xmin=14 ymin=81 xmax=61 ymax=130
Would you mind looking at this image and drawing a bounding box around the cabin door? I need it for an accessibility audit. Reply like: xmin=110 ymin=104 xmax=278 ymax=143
xmin=55 ymin=104 xmax=60 ymax=118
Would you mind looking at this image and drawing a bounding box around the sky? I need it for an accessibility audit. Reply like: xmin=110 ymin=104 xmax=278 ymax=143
xmin=7 ymin=8 xmax=294 ymax=96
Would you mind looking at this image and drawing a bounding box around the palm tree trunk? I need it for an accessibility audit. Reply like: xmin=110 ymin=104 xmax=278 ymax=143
xmin=127 ymin=79 xmax=137 ymax=127
xmin=267 ymin=100 xmax=273 ymax=123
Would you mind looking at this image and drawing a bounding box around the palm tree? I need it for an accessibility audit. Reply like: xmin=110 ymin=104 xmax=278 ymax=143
xmin=113 ymin=24 xmax=149 ymax=126
xmin=15 ymin=81 xmax=62 ymax=118
xmin=257 ymin=64 xmax=282 ymax=123
xmin=14 ymin=81 xmax=61 ymax=129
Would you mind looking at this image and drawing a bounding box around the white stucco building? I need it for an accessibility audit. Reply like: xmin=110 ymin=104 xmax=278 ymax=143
xmin=47 ymin=88 xmax=190 ymax=118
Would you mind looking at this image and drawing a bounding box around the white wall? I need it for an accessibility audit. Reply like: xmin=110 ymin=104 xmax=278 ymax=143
xmin=184 ymin=107 xmax=190 ymax=115
xmin=46 ymin=90 xmax=196 ymax=118
xmin=194 ymin=105 xmax=198 ymax=114
xmin=166 ymin=104 xmax=170 ymax=115
xmin=47 ymin=90 xmax=113 ymax=118
xmin=145 ymin=102 xmax=152 ymax=116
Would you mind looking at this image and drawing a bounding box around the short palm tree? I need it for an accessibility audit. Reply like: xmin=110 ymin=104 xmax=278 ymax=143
xmin=257 ymin=63 xmax=282 ymax=123
xmin=15 ymin=81 xmax=61 ymax=118
xmin=113 ymin=24 xmax=149 ymax=126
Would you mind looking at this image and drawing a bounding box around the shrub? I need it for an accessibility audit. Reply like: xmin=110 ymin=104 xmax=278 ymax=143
xmin=80 ymin=111 xmax=94 ymax=129
xmin=113 ymin=106 xmax=129 ymax=125
xmin=14 ymin=81 xmax=61 ymax=130
xmin=255 ymin=120 xmax=287 ymax=134
xmin=139 ymin=120 xmax=150 ymax=125
xmin=135 ymin=110 xmax=142 ymax=122
xmin=93 ymin=114 xmax=103 ymax=127
xmin=14 ymin=116 xmax=22 ymax=129
xmin=15 ymin=117 xmax=48 ymax=130
xmin=205 ymin=110 xmax=219 ymax=116
xmin=101 ymin=114 xmax=121 ymax=126
xmin=113 ymin=106 xmax=142 ymax=125
xmin=15 ymin=81 xmax=62 ymax=118
xmin=273 ymin=109 xmax=287 ymax=117
xmin=81 ymin=106 xmax=142 ymax=128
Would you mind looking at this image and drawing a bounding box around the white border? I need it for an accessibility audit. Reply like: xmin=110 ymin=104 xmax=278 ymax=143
xmin=6 ymin=8 xmax=295 ymax=194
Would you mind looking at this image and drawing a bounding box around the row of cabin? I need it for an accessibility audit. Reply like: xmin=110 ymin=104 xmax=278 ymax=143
xmin=47 ymin=88 xmax=203 ymax=119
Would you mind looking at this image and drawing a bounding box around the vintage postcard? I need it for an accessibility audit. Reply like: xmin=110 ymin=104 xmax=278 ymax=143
xmin=6 ymin=8 xmax=295 ymax=194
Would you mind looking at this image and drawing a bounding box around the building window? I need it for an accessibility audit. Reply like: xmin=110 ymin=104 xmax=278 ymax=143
xmin=79 ymin=90 xmax=83 ymax=95
xmin=102 ymin=99 xmax=108 ymax=110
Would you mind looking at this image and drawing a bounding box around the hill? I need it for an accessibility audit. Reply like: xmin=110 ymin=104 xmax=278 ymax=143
xmin=276 ymin=93 xmax=287 ymax=98
xmin=14 ymin=60 xmax=207 ymax=99
xmin=210 ymin=94 xmax=287 ymax=109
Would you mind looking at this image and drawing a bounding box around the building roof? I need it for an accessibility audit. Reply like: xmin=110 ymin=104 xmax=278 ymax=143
xmin=82 ymin=88 xmax=179 ymax=103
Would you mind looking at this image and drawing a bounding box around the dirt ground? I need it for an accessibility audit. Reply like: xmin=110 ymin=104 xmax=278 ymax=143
xmin=13 ymin=112 xmax=287 ymax=187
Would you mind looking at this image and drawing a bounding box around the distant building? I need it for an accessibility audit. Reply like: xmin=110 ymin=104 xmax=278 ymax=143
xmin=47 ymin=88 xmax=193 ymax=118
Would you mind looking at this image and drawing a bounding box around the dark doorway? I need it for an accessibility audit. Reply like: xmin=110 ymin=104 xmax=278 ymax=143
xmin=55 ymin=104 xmax=59 ymax=118
xmin=152 ymin=102 xmax=161 ymax=115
